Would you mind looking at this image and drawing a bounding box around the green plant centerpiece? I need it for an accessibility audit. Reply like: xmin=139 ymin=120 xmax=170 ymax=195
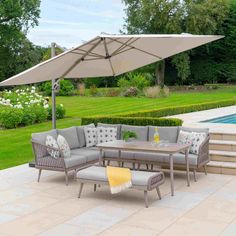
xmin=122 ymin=131 xmax=137 ymax=142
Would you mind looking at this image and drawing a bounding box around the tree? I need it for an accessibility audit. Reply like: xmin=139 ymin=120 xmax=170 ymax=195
xmin=122 ymin=0 xmax=229 ymax=85
xmin=0 ymin=0 xmax=41 ymax=81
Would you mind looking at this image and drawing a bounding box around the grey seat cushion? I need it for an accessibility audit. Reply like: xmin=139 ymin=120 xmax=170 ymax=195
xmin=103 ymin=150 xmax=134 ymax=160
xmin=76 ymin=124 xmax=95 ymax=148
xmin=121 ymin=125 xmax=148 ymax=141
xmin=70 ymin=148 xmax=99 ymax=162
xmin=148 ymin=126 xmax=179 ymax=143
xmin=134 ymin=152 xmax=165 ymax=162
xmin=179 ymin=127 xmax=209 ymax=134
xmin=64 ymin=155 xmax=87 ymax=168
xmin=161 ymin=153 xmax=198 ymax=165
xmin=97 ymin=123 xmax=121 ymax=140
xmin=32 ymin=129 xmax=57 ymax=145
xmin=77 ymin=166 xmax=164 ymax=186
xmin=57 ymin=127 xmax=80 ymax=149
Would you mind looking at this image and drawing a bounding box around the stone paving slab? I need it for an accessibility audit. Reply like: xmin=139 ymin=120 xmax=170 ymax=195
xmin=0 ymin=164 xmax=236 ymax=235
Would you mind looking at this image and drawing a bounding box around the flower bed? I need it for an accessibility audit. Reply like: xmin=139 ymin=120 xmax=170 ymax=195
xmin=0 ymin=87 xmax=66 ymax=129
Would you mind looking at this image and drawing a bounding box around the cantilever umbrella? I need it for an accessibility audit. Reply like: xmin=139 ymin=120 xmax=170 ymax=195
xmin=0 ymin=34 xmax=224 ymax=127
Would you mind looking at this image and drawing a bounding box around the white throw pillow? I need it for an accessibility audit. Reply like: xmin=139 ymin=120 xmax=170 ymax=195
xmin=84 ymin=127 xmax=97 ymax=147
xmin=57 ymin=135 xmax=71 ymax=158
xmin=190 ymin=132 xmax=207 ymax=154
xmin=177 ymin=130 xmax=192 ymax=146
xmin=46 ymin=135 xmax=60 ymax=159
xmin=97 ymin=127 xmax=117 ymax=144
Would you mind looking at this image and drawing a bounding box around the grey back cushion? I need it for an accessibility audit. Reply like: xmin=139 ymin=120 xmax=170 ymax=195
xmin=121 ymin=125 xmax=148 ymax=141
xmin=179 ymin=126 xmax=209 ymax=134
xmin=76 ymin=123 xmax=95 ymax=147
xmin=57 ymin=126 xmax=79 ymax=149
xmin=97 ymin=123 xmax=121 ymax=139
xmin=32 ymin=129 xmax=57 ymax=145
xmin=148 ymin=126 xmax=179 ymax=143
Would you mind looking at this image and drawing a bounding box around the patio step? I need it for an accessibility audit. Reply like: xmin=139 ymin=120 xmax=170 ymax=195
xmin=210 ymin=132 xmax=236 ymax=141
xmin=203 ymin=161 xmax=236 ymax=175
xmin=210 ymin=140 xmax=236 ymax=152
xmin=210 ymin=150 xmax=236 ymax=162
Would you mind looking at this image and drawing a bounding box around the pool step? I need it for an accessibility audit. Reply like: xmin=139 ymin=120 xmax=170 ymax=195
xmin=210 ymin=132 xmax=236 ymax=141
xmin=202 ymin=161 xmax=236 ymax=175
xmin=209 ymin=140 xmax=236 ymax=152
xmin=210 ymin=150 xmax=236 ymax=162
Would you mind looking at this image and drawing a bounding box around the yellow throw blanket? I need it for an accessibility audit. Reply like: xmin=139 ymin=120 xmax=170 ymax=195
xmin=106 ymin=166 xmax=132 ymax=194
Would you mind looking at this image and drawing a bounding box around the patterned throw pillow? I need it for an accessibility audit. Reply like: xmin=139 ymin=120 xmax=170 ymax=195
xmin=57 ymin=135 xmax=71 ymax=158
xmin=46 ymin=135 xmax=60 ymax=159
xmin=190 ymin=132 xmax=207 ymax=154
xmin=84 ymin=127 xmax=97 ymax=147
xmin=177 ymin=130 xmax=192 ymax=146
xmin=97 ymin=127 xmax=117 ymax=144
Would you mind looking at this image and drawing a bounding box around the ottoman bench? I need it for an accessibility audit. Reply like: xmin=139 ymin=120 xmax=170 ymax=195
xmin=77 ymin=166 xmax=165 ymax=207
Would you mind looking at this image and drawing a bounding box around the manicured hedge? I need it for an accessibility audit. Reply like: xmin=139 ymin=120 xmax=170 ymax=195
xmin=119 ymin=99 xmax=236 ymax=118
xmin=81 ymin=116 xmax=183 ymax=127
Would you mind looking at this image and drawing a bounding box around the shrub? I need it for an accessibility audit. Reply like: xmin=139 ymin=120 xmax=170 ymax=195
xmin=0 ymin=107 xmax=23 ymax=129
xmin=121 ymin=99 xmax=236 ymax=118
xmin=118 ymin=73 xmax=150 ymax=91
xmin=59 ymin=80 xmax=74 ymax=96
xmin=89 ymin=84 xmax=98 ymax=96
xmin=81 ymin=116 xmax=183 ymax=127
xmin=144 ymin=86 xmax=161 ymax=98
xmin=21 ymin=107 xmax=37 ymax=126
xmin=47 ymin=104 xmax=66 ymax=119
xmin=123 ymin=87 xmax=139 ymax=97
xmin=40 ymin=80 xmax=74 ymax=96
xmin=33 ymin=105 xmax=48 ymax=123
xmin=204 ymin=84 xmax=219 ymax=90
xmin=105 ymin=88 xmax=120 ymax=97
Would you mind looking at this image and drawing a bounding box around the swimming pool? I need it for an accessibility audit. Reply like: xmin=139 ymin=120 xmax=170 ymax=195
xmin=202 ymin=114 xmax=236 ymax=124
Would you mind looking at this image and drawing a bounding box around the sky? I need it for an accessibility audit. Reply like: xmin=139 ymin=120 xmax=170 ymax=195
xmin=27 ymin=0 xmax=125 ymax=48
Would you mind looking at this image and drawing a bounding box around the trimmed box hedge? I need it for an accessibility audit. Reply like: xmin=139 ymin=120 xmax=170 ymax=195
xmin=119 ymin=99 xmax=236 ymax=118
xmin=81 ymin=116 xmax=183 ymax=127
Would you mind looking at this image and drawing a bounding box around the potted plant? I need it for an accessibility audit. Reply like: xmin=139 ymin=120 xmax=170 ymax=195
xmin=122 ymin=131 xmax=137 ymax=142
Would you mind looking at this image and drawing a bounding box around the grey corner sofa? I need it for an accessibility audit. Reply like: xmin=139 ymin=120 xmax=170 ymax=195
xmin=31 ymin=123 xmax=210 ymax=185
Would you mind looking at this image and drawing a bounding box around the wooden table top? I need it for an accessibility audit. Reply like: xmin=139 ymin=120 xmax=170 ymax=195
xmin=97 ymin=140 xmax=190 ymax=154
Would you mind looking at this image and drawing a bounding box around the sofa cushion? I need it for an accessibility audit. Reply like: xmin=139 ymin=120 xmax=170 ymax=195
xmin=97 ymin=127 xmax=117 ymax=144
xmin=76 ymin=124 xmax=95 ymax=148
xmin=84 ymin=127 xmax=97 ymax=147
xmin=121 ymin=125 xmax=148 ymax=141
xmin=45 ymin=135 xmax=60 ymax=159
xmin=103 ymin=150 xmax=134 ymax=160
xmin=179 ymin=126 xmax=209 ymax=134
xmin=32 ymin=129 xmax=57 ymax=145
xmin=57 ymin=127 xmax=79 ymax=149
xmin=148 ymin=126 xmax=179 ymax=143
xmin=64 ymin=155 xmax=87 ymax=168
xmin=57 ymin=135 xmax=71 ymax=158
xmin=162 ymin=153 xmax=198 ymax=166
xmin=97 ymin=123 xmax=121 ymax=139
xmin=134 ymin=152 xmax=165 ymax=162
xmin=70 ymin=148 xmax=99 ymax=162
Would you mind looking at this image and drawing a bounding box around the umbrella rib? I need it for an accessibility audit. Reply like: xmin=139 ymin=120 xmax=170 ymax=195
xmin=110 ymin=38 xmax=136 ymax=56
xmin=71 ymin=51 xmax=104 ymax=59
xmin=61 ymin=38 xmax=102 ymax=78
xmin=103 ymin=38 xmax=116 ymax=76
xmin=73 ymin=49 xmax=104 ymax=58
xmin=110 ymin=38 xmax=163 ymax=59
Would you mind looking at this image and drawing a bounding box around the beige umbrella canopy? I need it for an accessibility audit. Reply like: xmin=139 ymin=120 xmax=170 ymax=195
xmin=0 ymin=34 xmax=223 ymax=86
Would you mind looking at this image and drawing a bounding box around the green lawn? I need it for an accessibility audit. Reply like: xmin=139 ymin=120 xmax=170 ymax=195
xmin=1 ymin=86 xmax=236 ymax=170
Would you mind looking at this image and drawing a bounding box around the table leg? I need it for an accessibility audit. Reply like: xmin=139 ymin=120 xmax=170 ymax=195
xmin=185 ymin=148 xmax=190 ymax=187
xmin=99 ymin=149 xmax=103 ymax=166
xmin=118 ymin=150 xmax=121 ymax=167
xmin=169 ymin=154 xmax=174 ymax=196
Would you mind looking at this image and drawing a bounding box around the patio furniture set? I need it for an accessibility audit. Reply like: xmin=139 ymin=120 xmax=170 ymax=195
xmin=31 ymin=123 xmax=210 ymax=207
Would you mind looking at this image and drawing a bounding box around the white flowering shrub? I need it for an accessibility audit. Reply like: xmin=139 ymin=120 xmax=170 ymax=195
xmin=0 ymin=86 xmax=66 ymax=129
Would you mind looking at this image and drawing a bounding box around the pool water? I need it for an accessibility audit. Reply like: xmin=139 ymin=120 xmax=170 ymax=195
xmin=202 ymin=114 xmax=236 ymax=124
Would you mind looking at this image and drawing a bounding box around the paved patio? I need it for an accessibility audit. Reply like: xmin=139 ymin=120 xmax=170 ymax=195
xmin=169 ymin=105 xmax=236 ymax=133
xmin=0 ymin=164 xmax=236 ymax=235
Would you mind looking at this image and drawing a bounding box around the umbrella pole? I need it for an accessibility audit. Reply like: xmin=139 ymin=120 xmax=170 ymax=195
xmin=51 ymin=42 xmax=56 ymax=129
